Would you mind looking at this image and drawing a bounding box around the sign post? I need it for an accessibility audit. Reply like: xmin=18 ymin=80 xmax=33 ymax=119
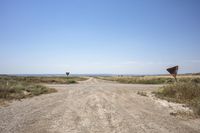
xmin=166 ymin=66 xmax=179 ymax=82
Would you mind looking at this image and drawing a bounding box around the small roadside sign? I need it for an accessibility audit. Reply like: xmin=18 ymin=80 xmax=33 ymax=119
xmin=166 ymin=66 xmax=179 ymax=82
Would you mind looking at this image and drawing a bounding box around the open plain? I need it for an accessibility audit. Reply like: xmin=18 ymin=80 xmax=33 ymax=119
xmin=0 ymin=78 xmax=200 ymax=133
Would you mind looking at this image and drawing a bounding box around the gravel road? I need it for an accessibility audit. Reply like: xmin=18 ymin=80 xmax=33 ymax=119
xmin=0 ymin=78 xmax=200 ymax=133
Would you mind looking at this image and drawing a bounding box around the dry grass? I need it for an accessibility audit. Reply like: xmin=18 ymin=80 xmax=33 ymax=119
xmin=98 ymin=76 xmax=200 ymax=84
xmin=0 ymin=76 xmax=87 ymax=84
xmin=98 ymin=76 xmax=173 ymax=84
xmin=0 ymin=75 xmax=87 ymax=101
xmin=154 ymin=82 xmax=200 ymax=116
xmin=0 ymin=77 xmax=57 ymax=100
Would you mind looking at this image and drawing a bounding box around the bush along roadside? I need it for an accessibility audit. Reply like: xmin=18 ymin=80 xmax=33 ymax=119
xmin=153 ymin=82 xmax=200 ymax=117
xmin=0 ymin=78 xmax=57 ymax=101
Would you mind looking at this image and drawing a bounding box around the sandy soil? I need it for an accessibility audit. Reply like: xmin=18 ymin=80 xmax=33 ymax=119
xmin=0 ymin=78 xmax=200 ymax=133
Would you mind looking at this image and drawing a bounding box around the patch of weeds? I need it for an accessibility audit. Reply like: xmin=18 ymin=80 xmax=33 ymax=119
xmin=0 ymin=77 xmax=57 ymax=101
xmin=154 ymin=82 xmax=200 ymax=117
xmin=137 ymin=91 xmax=148 ymax=97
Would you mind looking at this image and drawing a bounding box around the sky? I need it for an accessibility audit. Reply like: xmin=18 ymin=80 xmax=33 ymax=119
xmin=0 ymin=0 xmax=200 ymax=75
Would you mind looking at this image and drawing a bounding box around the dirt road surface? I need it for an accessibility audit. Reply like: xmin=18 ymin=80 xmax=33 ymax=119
xmin=0 ymin=78 xmax=200 ymax=133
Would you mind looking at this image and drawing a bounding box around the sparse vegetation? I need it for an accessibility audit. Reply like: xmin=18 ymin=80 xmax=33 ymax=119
xmin=154 ymin=82 xmax=200 ymax=116
xmin=137 ymin=91 xmax=148 ymax=97
xmin=0 ymin=75 xmax=87 ymax=101
xmin=97 ymin=76 xmax=200 ymax=84
xmin=98 ymin=76 xmax=173 ymax=84
xmin=0 ymin=76 xmax=87 ymax=84
xmin=0 ymin=78 xmax=56 ymax=100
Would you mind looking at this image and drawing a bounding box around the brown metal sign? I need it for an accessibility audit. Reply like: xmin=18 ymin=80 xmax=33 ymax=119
xmin=166 ymin=66 xmax=179 ymax=82
xmin=66 ymin=72 xmax=70 ymax=76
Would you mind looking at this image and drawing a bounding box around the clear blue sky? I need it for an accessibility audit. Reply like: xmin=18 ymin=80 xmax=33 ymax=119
xmin=0 ymin=0 xmax=200 ymax=74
